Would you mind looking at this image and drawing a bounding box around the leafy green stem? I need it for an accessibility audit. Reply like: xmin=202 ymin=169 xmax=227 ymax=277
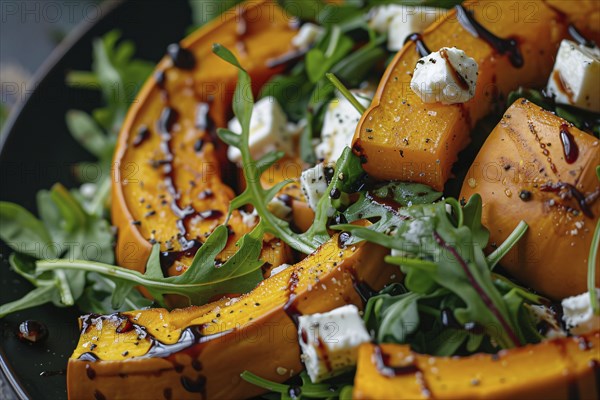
xmin=486 ymin=221 xmax=528 ymax=270
xmin=89 ymin=176 xmax=112 ymax=215
xmin=54 ymin=269 xmax=75 ymax=306
xmin=325 ymin=72 xmax=366 ymax=114
xmin=240 ymin=371 xmax=290 ymax=393
xmin=589 ymin=219 xmax=600 ymax=315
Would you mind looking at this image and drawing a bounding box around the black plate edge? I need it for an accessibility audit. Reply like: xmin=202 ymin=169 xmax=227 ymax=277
xmin=0 ymin=2 xmax=124 ymax=398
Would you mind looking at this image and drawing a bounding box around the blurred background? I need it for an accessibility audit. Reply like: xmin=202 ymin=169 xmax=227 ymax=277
xmin=1 ymin=0 xmax=102 ymax=130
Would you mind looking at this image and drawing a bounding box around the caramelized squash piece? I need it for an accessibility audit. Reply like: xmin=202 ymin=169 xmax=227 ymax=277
xmin=353 ymin=0 xmax=599 ymax=191
xmin=460 ymin=99 xmax=600 ymax=299
xmin=112 ymin=0 xmax=298 ymax=282
xmin=67 ymin=233 xmax=398 ymax=399
xmin=354 ymin=331 xmax=600 ymax=400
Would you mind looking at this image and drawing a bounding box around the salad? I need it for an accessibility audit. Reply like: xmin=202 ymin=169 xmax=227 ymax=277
xmin=1 ymin=0 xmax=599 ymax=399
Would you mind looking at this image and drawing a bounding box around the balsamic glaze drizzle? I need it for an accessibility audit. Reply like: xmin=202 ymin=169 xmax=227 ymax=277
xmin=540 ymin=181 xmax=595 ymax=219
xmin=559 ymin=124 xmax=579 ymax=165
xmin=167 ymin=43 xmax=196 ymax=70
xmin=404 ymin=33 xmax=432 ymax=58
xmin=568 ymin=24 xmax=596 ymax=48
xmin=455 ymin=5 xmax=523 ymax=68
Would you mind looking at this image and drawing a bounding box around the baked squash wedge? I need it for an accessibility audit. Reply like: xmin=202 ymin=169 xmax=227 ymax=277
xmin=352 ymin=0 xmax=599 ymax=191
xmin=353 ymin=331 xmax=600 ymax=399
xmin=460 ymin=99 xmax=600 ymax=300
xmin=111 ymin=0 xmax=298 ymax=284
xmin=67 ymin=232 xmax=398 ymax=399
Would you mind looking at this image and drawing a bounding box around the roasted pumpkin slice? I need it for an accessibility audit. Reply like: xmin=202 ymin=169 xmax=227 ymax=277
xmin=460 ymin=99 xmax=600 ymax=300
xmin=353 ymin=0 xmax=599 ymax=191
xmin=67 ymin=233 xmax=398 ymax=399
xmin=112 ymin=0 xmax=299 ymax=282
xmin=353 ymin=331 xmax=600 ymax=399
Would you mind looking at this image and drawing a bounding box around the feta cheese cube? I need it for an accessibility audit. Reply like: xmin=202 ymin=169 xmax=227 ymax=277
xmin=291 ymin=23 xmax=324 ymax=49
xmin=227 ymin=97 xmax=297 ymax=164
xmin=240 ymin=208 xmax=258 ymax=227
xmin=410 ymin=47 xmax=478 ymax=104
xmin=546 ymin=39 xmax=600 ymax=113
xmin=388 ymin=7 xmax=443 ymax=51
xmin=300 ymin=163 xmax=332 ymax=211
xmin=315 ymin=90 xmax=372 ymax=163
xmin=561 ymin=289 xmax=600 ymax=335
xmin=369 ymin=5 xmax=444 ymax=51
xmin=368 ymin=5 xmax=405 ymax=33
xmin=267 ymin=196 xmax=292 ymax=221
xmin=297 ymin=304 xmax=371 ymax=383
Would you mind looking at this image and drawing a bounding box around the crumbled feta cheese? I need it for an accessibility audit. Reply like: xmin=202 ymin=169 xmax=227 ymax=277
xmin=315 ymin=90 xmax=372 ymax=163
xmin=410 ymin=47 xmax=478 ymax=104
xmin=546 ymin=39 xmax=600 ymax=113
xmin=561 ymin=289 xmax=600 ymax=335
xmin=297 ymin=304 xmax=371 ymax=383
xmin=227 ymin=97 xmax=298 ymax=163
xmin=388 ymin=7 xmax=443 ymax=51
xmin=369 ymin=5 xmax=444 ymax=51
xmin=368 ymin=4 xmax=405 ymax=33
xmin=291 ymin=23 xmax=324 ymax=49
xmin=270 ymin=263 xmax=290 ymax=277
xmin=300 ymin=163 xmax=331 ymax=211
xmin=240 ymin=208 xmax=258 ymax=227
xmin=267 ymin=197 xmax=292 ymax=221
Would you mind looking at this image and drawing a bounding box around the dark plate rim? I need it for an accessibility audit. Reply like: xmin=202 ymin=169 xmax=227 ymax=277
xmin=0 ymin=1 xmax=123 ymax=398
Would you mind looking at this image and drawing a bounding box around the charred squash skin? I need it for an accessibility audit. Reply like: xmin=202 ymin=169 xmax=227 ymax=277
xmin=460 ymin=99 xmax=600 ymax=300
xmin=67 ymin=233 xmax=399 ymax=400
xmin=353 ymin=0 xmax=600 ymax=191
xmin=111 ymin=0 xmax=298 ymax=284
xmin=353 ymin=331 xmax=600 ymax=400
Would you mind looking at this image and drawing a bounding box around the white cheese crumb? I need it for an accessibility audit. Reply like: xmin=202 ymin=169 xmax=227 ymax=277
xmin=388 ymin=7 xmax=443 ymax=51
xmin=561 ymin=289 xmax=600 ymax=335
xmin=240 ymin=208 xmax=259 ymax=228
xmin=546 ymin=39 xmax=600 ymax=113
xmin=227 ymin=97 xmax=299 ymax=163
xmin=410 ymin=47 xmax=478 ymax=104
xmin=291 ymin=23 xmax=324 ymax=49
xmin=315 ymin=89 xmax=372 ymax=163
xmin=297 ymin=304 xmax=371 ymax=383
xmin=300 ymin=163 xmax=331 ymax=211
xmin=267 ymin=197 xmax=292 ymax=221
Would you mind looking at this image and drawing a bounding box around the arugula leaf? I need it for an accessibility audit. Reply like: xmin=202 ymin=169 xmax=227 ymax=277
xmin=66 ymin=30 xmax=153 ymax=183
xmin=0 ymin=202 xmax=53 ymax=258
xmin=589 ymin=218 xmax=600 ymax=315
xmin=0 ymin=285 xmax=58 ymax=318
xmin=240 ymin=370 xmax=349 ymax=400
xmin=277 ymin=0 xmax=327 ymax=21
xmin=36 ymin=223 xmax=266 ymax=309
xmin=337 ymin=197 xmax=532 ymax=349
xmin=371 ymin=182 xmax=442 ymax=206
xmin=214 ymin=44 xmax=339 ymax=254
xmin=0 ymin=182 xmax=122 ymax=316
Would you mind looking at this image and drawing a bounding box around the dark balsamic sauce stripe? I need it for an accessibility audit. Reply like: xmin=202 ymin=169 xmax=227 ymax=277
xmin=283 ymin=270 xmax=301 ymax=327
xmin=568 ymin=24 xmax=596 ymax=48
xmin=540 ymin=181 xmax=595 ymax=218
xmin=455 ymin=5 xmax=523 ymax=68
xmin=404 ymin=33 xmax=432 ymax=58
xmin=559 ymin=124 xmax=579 ymax=164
